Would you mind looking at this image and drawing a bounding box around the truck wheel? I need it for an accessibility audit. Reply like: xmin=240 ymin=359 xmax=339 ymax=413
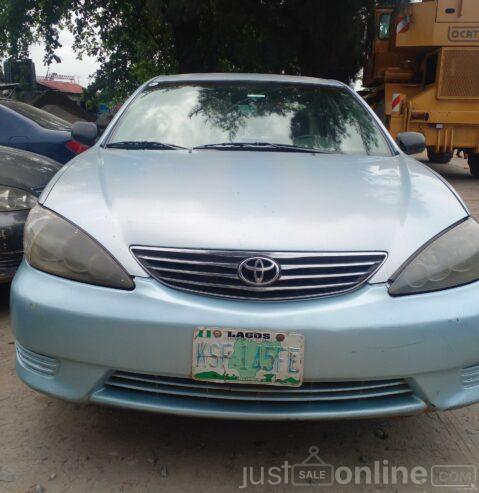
xmin=468 ymin=154 xmax=479 ymax=178
xmin=427 ymin=149 xmax=453 ymax=164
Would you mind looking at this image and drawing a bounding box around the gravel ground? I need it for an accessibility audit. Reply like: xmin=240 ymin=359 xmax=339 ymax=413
xmin=1 ymin=156 xmax=479 ymax=493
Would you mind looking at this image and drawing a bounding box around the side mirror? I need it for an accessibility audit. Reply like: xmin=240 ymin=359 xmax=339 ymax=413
xmin=71 ymin=122 xmax=98 ymax=146
xmin=396 ymin=132 xmax=426 ymax=155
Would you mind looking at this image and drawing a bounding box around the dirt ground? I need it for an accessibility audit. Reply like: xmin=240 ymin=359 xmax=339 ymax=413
xmin=1 ymin=156 xmax=479 ymax=493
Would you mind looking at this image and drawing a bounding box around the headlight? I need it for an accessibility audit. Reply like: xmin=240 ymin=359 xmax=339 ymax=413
xmin=389 ymin=218 xmax=479 ymax=296
xmin=0 ymin=186 xmax=37 ymax=211
xmin=24 ymin=205 xmax=134 ymax=290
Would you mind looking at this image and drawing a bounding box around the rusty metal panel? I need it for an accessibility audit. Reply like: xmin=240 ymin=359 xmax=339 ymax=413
xmin=437 ymin=47 xmax=479 ymax=99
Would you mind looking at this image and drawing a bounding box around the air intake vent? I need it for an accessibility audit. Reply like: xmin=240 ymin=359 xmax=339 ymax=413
xmin=16 ymin=343 xmax=59 ymax=376
xmin=438 ymin=47 xmax=479 ymax=99
xmin=461 ymin=364 xmax=479 ymax=389
xmin=106 ymin=371 xmax=414 ymax=404
xmin=131 ymin=247 xmax=387 ymax=301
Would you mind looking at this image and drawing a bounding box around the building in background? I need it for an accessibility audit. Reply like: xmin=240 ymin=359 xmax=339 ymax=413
xmin=3 ymin=59 xmax=36 ymax=90
xmin=34 ymin=73 xmax=94 ymax=123
xmin=36 ymin=73 xmax=83 ymax=103
xmin=2 ymin=60 xmax=94 ymax=122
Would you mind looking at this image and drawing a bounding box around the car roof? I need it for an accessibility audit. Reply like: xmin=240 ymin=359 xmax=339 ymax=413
xmin=150 ymin=73 xmax=343 ymax=87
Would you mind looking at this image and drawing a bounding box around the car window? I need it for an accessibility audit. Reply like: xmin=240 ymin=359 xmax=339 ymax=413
xmin=378 ymin=13 xmax=391 ymax=40
xmin=0 ymin=100 xmax=71 ymax=131
xmin=108 ymin=81 xmax=391 ymax=156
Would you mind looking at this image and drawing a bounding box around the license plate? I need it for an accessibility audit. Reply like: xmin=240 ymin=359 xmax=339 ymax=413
xmin=192 ymin=328 xmax=304 ymax=387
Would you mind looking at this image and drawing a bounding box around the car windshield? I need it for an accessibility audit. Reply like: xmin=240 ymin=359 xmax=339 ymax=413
xmin=0 ymin=100 xmax=71 ymax=131
xmin=107 ymin=81 xmax=391 ymax=156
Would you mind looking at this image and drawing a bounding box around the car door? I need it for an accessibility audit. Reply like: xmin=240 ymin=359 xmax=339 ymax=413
xmin=8 ymin=136 xmax=28 ymax=150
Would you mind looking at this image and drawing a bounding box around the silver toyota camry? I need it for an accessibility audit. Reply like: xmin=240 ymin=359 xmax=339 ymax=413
xmin=11 ymin=73 xmax=479 ymax=420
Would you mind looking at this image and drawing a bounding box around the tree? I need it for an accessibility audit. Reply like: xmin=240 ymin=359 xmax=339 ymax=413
xmin=0 ymin=0 xmax=405 ymax=105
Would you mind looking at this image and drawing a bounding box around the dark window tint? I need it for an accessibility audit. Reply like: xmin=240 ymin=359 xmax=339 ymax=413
xmin=378 ymin=13 xmax=391 ymax=40
xmin=425 ymin=53 xmax=438 ymax=85
xmin=0 ymin=100 xmax=71 ymax=130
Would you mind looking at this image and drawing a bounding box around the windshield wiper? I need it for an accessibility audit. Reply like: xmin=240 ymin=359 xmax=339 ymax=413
xmin=106 ymin=141 xmax=186 ymax=150
xmin=193 ymin=142 xmax=331 ymax=154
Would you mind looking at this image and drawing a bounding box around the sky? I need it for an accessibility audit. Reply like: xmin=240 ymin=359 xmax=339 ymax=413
xmin=29 ymin=29 xmax=100 ymax=87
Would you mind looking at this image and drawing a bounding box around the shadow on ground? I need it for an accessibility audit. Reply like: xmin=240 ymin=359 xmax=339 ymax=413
xmin=5 ymin=392 xmax=471 ymax=492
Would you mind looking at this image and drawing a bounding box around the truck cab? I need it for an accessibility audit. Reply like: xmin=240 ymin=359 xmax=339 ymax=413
xmin=363 ymin=0 xmax=479 ymax=175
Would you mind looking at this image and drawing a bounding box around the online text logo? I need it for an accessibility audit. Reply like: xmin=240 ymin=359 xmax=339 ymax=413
xmin=239 ymin=446 xmax=476 ymax=489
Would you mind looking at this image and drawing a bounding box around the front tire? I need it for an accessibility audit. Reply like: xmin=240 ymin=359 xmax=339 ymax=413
xmin=427 ymin=148 xmax=453 ymax=164
xmin=468 ymin=154 xmax=479 ymax=178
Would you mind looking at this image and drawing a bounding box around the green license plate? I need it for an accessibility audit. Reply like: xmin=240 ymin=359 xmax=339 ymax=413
xmin=192 ymin=327 xmax=304 ymax=387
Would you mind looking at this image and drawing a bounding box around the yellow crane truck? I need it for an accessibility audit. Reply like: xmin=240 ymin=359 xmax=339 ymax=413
xmin=363 ymin=0 xmax=479 ymax=177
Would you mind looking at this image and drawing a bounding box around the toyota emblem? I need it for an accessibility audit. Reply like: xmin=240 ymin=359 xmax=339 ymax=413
xmin=238 ymin=257 xmax=280 ymax=286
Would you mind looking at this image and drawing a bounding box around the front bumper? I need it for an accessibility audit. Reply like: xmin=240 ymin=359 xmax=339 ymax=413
xmin=11 ymin=261 xmax=479 ymax=420
xmin=0 ymin=210 xmax=28 ymax=282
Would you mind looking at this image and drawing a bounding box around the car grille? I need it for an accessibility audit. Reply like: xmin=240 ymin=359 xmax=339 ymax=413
xmin=0 ymin=251 xmax=23 ymax=269
xmin=105 ymin=371 xmax=413 ymax=404
xmin=130 ymin=247 xmax=387 ymax=301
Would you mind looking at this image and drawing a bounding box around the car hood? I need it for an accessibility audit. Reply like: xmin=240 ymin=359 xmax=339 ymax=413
xmin=0 ymin=146 xmax=61 ymax=194
xmin=43 ymin=148 xmax=467 ymax=282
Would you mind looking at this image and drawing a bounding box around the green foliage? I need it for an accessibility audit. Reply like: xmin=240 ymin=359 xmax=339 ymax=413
xmin=0 ymin=0 xmax=396 ymax=106
xmin=377 ymin=0 xmax=411 ymax=8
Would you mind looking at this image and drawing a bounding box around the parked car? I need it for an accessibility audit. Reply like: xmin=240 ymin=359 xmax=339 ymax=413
xmin=0 ymin=146 xmax=61 ymax=282
xmin=11 ymin=74 xmax=479 ymax=420
xmin=0 ymin=99 xmax=89 ymax=164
